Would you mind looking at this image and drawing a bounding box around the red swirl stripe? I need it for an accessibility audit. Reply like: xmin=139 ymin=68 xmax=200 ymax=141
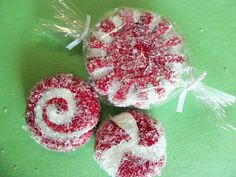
xmin=86 ymin=8 xmax=186 ymax=109
xmin=26 ymin=73 xmax=100 ymax=152
xmin=95 ymin=110 xmax=166 ymax=177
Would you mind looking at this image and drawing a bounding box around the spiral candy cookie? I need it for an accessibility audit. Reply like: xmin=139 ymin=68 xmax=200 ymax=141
xmin=95 ymin=110 xmax=166 ymax=177
xmin=26 ymin=73 xmax=100 ymax=152
xmin=86 ymin=7 xmax=186 ymax=109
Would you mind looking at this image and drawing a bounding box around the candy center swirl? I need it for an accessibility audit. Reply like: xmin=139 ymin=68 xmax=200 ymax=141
xmin=34 ymin=88 xmax=89 ymax=139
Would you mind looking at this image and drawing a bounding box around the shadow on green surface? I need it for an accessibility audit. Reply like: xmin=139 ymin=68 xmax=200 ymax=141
xmin=97 ymin=103 xmax=126 ymax=127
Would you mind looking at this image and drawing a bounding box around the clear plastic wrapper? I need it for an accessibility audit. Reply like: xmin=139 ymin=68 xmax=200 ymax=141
xmin=41 ymin=0 xmax=236 ymax=131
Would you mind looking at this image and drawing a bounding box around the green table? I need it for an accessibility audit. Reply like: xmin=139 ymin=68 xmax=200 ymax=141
xmin=1 ymin=0 xmax=236 ymax=177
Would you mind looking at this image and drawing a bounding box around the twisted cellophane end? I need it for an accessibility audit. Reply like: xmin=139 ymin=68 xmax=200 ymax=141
xmin=193 ymin=82 xmax=236 ymax=132
xmin=35 ymin=0 xmax=90 ymax=48
xmin=176 ymin=67 xmax=236 ymax=132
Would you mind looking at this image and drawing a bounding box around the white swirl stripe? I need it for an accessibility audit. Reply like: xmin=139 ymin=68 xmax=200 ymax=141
xmin=26 ymin=73 xmax=100 ymax=152
xmin=97 ymin=112 xmax=166 ymax=177
xmin=87 ymin=8 xmax=185 ymax=109
xmin=34 ymin=88 xmax=93 ymax=140
xmin=111 ymin=112 xmax=139 ymax=143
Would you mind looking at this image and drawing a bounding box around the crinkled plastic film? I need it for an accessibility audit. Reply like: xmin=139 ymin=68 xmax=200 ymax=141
xmin=37 ymin=0 xmax=89 ymax=47
xmin=85 ymin=7 xmax=190 ymax=109
xmin=41 ymin=0 xmax=236 ymax=131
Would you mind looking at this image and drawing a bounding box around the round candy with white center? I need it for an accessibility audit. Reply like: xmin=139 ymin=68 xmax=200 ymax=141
xmin=95 ymin=110 xmax=167 ymax=177
xmin=26 ymin=73 xmax=100 ymax=152
xmin=86 ymin=7 xmax=186 ymax=109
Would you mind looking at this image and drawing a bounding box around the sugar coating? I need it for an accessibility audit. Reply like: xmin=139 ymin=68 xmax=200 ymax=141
xmin=86 ymin=7 xmax=186 ymax=109
xmin=26 ymin=73 xmax=100 ymax=152
xmin=95 ymin=110 xmax=167 ymax=177
xmin=93 ymin=30 xmax=114 ymax=44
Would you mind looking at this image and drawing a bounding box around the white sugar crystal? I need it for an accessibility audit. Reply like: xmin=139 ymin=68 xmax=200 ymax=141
xmin=160 ymin=78 xmax=175 ymax=94
xmin=112 ymin=112 xmax=139 ymax=143
xmin=132 ymin=9 xmax=141 ymax=23
xmin=149 ymin=15 xmax=161 ymax=32
xmin=165 ymin=62 xmax=183 ymax=71
xmin=87 ymin=48 xmax=107 ymax=58
xmin=109 ymin=15 xmax=123 ymax=28
xmin=96 ymin=112 xmax=167 ymax=177
xmin=34 ymin=88 xmax=93 ymax=140
xmin=167 ymin=44 xmax=182 ymax=55
xmin=91 ymin=66 xmax=114 ymax=79
xmin=93 ymin=30 xmax=114 ymax=44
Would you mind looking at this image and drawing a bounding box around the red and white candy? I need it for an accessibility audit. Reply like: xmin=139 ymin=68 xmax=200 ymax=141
xmin=95 ymin=110 xmax=166 ymax=177
xmin=26 ymin=73 xmax=100 ymax=152
xmin=86 ymin=8 xmax=186 ymax=109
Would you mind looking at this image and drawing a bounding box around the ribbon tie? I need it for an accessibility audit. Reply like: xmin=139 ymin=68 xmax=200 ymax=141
xmin=177 ymin=71 xmax=207 ymax=112
xmin=66 ymin=14 xmax=91 ymax=50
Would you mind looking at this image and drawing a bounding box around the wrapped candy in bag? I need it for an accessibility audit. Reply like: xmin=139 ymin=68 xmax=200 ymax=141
xmin=40 ymin=0 xmax=236 ymax=131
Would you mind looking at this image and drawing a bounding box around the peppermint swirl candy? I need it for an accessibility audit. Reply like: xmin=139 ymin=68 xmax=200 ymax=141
xmin=95 ymin=110 xmax=166 ymax=177
xmin=26 ymin=74 xmax=100 ymax=152
xmin=86 ymin=8 xmax=186 ymax=109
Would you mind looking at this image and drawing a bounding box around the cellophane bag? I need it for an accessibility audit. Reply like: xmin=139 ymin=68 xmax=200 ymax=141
xmin=40 ymin=0 xmax=236 ymax=131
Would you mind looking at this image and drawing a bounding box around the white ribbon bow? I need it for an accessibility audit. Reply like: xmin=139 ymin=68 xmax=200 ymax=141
xmin=66 ymin=14 xmax=91 ymax=50
xmin=177 ymin=71 xmax=207 ymax=112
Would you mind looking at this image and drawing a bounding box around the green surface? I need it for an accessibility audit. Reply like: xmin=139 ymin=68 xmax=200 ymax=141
xmin=0 ymin=0 xmax=236 ymax=177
